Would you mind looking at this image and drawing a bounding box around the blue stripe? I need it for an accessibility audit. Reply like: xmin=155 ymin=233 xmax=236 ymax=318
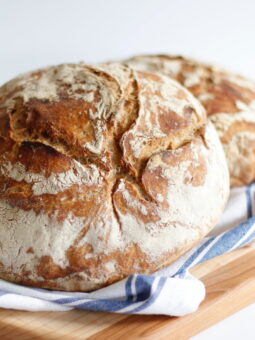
xmin=52 ymin=296 xmax=89 ymax=304
xmin=53 ymin=275 xmax=135 ymax=306
xmin=235 ymin=227 xmax=255 ymax=249
xmin=196 ymin=217 xmax=255 ymax=265
xmin=174 ymin=237 xmax=215 ymax=276
xmin=125 ymin=275 xmax=134 ymax=301
xmin=127 ymin=277 xmax=167 ymax=314
xmin=52 ymin=275 xmax=157 ymax=313
xmin=134 ymin=275 xmax=155 ymax=302
xmin=0 ymin=291 xmax=7 ymax=297
xmin=254 ymin=188 xmax=255 ymax=214
xmin=72 ymin=297 xmax=135 ymax=312
xmin=246 ymin=184 xmax=253 ymax=218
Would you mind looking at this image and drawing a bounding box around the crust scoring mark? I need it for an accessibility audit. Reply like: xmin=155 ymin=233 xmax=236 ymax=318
xmin=1 ymin=64 xmax=207 ymax=216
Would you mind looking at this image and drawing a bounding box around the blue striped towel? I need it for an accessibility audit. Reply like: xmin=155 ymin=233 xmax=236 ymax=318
xmin=0 ymin=184 xmax=254 ymax=315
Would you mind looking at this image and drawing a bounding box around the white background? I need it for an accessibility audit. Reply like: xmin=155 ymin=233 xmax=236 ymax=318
xmin=0 ymin=0 xmax=255 ymax=338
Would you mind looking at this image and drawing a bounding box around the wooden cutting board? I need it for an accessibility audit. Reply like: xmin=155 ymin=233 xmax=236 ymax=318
xmin=0 ymin=246 xmax=254 ymax=340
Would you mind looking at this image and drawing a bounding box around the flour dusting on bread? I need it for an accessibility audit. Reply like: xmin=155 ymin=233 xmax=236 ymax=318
xmin=0 ymin=62 xmax=229 ymax=291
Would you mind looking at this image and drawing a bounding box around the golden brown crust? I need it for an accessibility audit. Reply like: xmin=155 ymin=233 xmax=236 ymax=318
xmin=0 ymin=63 xmax=229 ymax=291
xmin=124 ymin=55 xmax=255 ymax=186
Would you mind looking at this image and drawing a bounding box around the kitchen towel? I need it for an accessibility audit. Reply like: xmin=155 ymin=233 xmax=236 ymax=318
xmin=0 ymin=183 xmax=254 ymax=315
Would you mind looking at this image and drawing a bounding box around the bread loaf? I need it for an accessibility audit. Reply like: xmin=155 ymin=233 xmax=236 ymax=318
xmin=124 ymin=55 xmax=255 ymax=187
xmin=0 ymin=63 xmax=229 ymax=291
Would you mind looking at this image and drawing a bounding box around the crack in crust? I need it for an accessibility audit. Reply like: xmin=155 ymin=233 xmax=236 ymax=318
xmin=0 ymin=63 xmax=206 ymax=207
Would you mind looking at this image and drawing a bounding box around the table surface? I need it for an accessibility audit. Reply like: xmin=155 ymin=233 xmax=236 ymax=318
xmin=1 ymin=1 xmax=255 ymax=338
xmin=0 ymin=246 xmax=254 ymax=340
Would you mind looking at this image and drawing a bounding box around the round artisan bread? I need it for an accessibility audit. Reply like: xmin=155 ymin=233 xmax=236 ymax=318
xmin=124 ymin=55 xmax=255 ymax=187
xmin=0 ymin=63 xmax=229 ymax=291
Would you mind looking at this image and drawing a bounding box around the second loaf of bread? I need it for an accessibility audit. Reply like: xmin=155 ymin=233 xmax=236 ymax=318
xmin=124 ymin=55 xmax=255 ymax=187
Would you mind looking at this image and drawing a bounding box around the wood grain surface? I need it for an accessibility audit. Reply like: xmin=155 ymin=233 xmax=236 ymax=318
xmin=0 ymin=246 xmax=254 ymax=340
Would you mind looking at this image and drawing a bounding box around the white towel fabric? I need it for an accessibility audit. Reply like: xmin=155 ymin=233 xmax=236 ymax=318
xmin=0 ymin=183 xmax=254 ymax=315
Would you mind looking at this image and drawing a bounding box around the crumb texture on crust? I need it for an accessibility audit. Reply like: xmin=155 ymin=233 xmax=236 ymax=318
xmin=0 ymin=63 xmax=229 ymax=291
xmin=124 ymin=55 xmax=255 ymax=187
